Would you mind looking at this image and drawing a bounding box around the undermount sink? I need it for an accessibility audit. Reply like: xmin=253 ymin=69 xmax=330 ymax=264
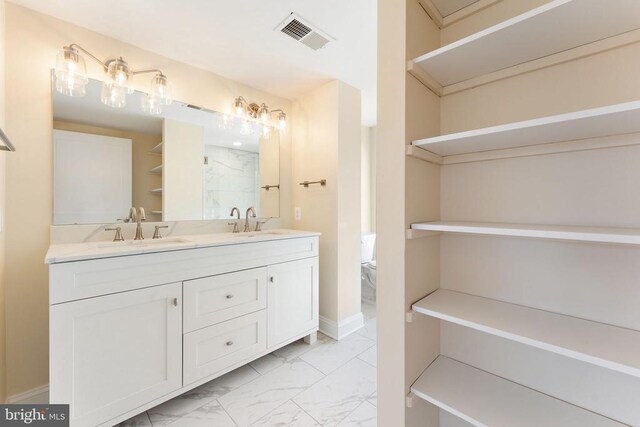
xmin=96 ymin=237 xmax=192 ymax=248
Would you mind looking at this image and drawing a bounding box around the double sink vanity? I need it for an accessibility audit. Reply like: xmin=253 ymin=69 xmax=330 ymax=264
xmin=46 ymin=229 xmax=320 ymax=427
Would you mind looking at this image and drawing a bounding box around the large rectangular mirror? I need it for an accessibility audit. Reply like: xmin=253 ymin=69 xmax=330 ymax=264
xmin=52 ymin=76 xmax=280 ymax=225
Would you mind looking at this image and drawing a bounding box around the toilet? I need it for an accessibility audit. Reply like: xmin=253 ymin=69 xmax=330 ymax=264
xmin=361 ymin=233 xmax=377 ymax=304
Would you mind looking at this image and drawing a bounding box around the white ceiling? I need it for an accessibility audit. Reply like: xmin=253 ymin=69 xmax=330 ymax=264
xmin=12 ymin=0 xmax=378 ymax=126
xmin=430 ymin=0 xmax=479 ymax=17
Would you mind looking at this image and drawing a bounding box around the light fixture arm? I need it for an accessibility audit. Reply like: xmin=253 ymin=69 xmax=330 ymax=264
xmin=132 ymin=69 xmax=165 ymax=76
xmin=67 ymin=44 xmax=167 ymax=77
xmin=68 ymin=43 xmax=108 ymax=71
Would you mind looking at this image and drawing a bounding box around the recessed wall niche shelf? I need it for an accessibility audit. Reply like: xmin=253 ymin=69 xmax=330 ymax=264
xmin=408 ymin=0 xmax=640 ymax=95
xmin=411 ymin=289 xmax=640 ymax=378
xmin=408 ymin=221 xmax=640 ymax=246
xmin=410 ymin=356 xmax=624 ymax=427
xmin=409 ymin=101 xmax=640 ymax=161
xmin=149 ymin=165 xmax=163 ymax=174
xmin=0 ymin=128 xmax=16 ymax=152
xmin=150 ymin=142 xmax=163 ymax=154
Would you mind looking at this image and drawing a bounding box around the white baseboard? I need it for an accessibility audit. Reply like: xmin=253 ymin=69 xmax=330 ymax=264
xmin=319 ymin=312 xmax=365 ymax=340
xmin=6 ymin=384 xmax=49 ymax=404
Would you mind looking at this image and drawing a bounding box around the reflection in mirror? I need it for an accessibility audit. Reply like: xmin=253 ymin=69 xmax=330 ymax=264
xmin=52 ymin=76 xmax=280 ymax=225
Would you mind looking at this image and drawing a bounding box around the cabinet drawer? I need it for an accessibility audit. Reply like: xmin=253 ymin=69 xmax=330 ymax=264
xmin=183 ymin=310 xmax=266 ymax=386
xmin=184 ymin=268 xmax=267 ymax=332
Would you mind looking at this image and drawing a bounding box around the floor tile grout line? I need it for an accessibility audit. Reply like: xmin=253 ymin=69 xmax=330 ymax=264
xmin=291 ymin=399 xmax=324 ymax=426
xmin=217 ymin=398 xmax=240 ymax=427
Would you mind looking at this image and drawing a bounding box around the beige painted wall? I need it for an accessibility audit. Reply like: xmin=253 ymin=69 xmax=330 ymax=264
xmin=3 ymin=3 xmax=293 ymax=397
xmin=292 ymin=80 xmax=362 ymax=327
xmin=361 ymin=126 xmax=377 ymax=233
xmin=0 ymin=0 xmax=7 ymax=403
xmin=52 ymin=121 xmax=163 ymax=220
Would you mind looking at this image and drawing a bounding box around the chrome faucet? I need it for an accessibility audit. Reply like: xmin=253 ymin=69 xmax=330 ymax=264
xmin=228 ymin=207 xmax=241 ymax=233
xmin=129 ymin=207 xmax=146 ymax=240
xmin=244 ymin=207 xmax=256 ymax=232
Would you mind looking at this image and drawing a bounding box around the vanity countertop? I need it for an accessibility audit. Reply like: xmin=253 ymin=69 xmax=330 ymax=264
xmin=45 ymin=229 xmax=321 ymax=264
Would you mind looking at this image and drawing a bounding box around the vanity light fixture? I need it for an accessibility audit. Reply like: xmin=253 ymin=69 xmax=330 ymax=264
xmin=232 ymin=96 xmax=288 ymax=133
xmin=55 ymin=43 xmax=173 ymax=113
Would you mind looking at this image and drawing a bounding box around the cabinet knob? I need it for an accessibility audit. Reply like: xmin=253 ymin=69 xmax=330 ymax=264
xmin=269 ymin=276 xmax=274 ymax=283
xmin=226 ymin=341 xmax=234 ymax=346
xmin=226 ymin=294 xmax=234 ymax=299
xmin=172 ymin=298 xmax=179 ymax=307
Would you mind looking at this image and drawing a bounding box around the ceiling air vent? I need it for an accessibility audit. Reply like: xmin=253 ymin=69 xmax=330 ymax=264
xmin=276 ymin=13 xmax=334 ymax=51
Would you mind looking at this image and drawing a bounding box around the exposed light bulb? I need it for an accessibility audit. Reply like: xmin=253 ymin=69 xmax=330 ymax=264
xmin=262 ymin=125 xmax=271 ymax=138
xmin=106 ymin=58 xmax=133 ymax=94
xmin=54 ymin=46 xmax=88 ymax=97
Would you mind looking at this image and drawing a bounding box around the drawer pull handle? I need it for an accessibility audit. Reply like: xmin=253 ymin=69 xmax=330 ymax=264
xmin=172 ymin=298 xmax=179 ymax=307
xmin=270 ymin=276 xmax=274 ymax=283
xmin=226 ymin=294 xmax=234 ymax=299
xmin=226 ymin=341 xmax=234 ymax=346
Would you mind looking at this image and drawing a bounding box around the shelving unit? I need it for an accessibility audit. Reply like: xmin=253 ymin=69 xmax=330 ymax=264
xmin=386 ymin=0 xmax=640 ymax=425
xmin=409 ymin=221 xmax=640 ymax=245
xmin=412 ymin=290 xmax=640 ymax=378
xmin=411 ymin=356 xmax=624 ymax=427
xmin=150 ymin=142 xmax=163 ymax=154
xmin=411 ymin=101 xmax=640 ymax=157
xmin=409 ymin=0 xmax=640 ymax=93
xmin=149 ymin=165 xmax=163 ymax=174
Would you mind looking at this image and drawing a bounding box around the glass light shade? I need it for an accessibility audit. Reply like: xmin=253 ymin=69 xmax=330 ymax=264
xmin=150 ymin=74 xmax=173 ymax=105
xmin=219 ymin=114 xmax=233 ymax=130
xmin=55 ymin=47 xmax=88 ymax=97
xmin=106 ymin=58 xmax=133 ymax=94
xmin=240 ymin=120 xmax=254 ymax=136
xmin=233 ymin=98 xmax=245 ymax=117
xmin=101 ymin=82 xmax=127 ymax=108
xmin=278 ymin=112 xmax=287 ymax=130
xmin=262 ymin=125 xmax=271 ymax=138
xmin=142 ymin=94 xmax=162 ymax=115
xmin=259 ymin=104 xmax=270 ymax=123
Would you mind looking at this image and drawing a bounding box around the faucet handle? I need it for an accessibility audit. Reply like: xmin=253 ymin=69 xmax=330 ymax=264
xmin=153 ymin=225 xmax=169 ymax=239
xmin=228 ymin=222 xmax=240 ymax=233
xmin=105 ymin=226 xmax=124 ymax=242
xmin=254 ymin=218 xmax=272 ymax=232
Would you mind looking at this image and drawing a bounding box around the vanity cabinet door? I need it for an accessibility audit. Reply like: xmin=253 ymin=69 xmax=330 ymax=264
xmin=50 ymin=283 xmax=182 ymax=427
xmin=267 ymin=257 xmax=319 ymax=348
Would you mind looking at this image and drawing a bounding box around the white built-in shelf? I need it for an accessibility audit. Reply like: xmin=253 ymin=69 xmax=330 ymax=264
xmin=410 ymin=221 xmax=640 ymax=246
xmin=149 ymin=165 xmax=163 ymax=174
xmin=150 ymin=211 xmax=162 ymax=215
xmin=413 ymin=290 xmax=640 ymax=379
xmin=410 ymin=0 xmax=640 ymax=90
xmin=411 ymin=356 xmax=624 ymax=427
xmin=150 ymin=143 xmax=163 ymax=154
xmin=150 ymin=188 xmax=163 ymax=194
xmin=412 ymin=101 xmax=640 ymax=157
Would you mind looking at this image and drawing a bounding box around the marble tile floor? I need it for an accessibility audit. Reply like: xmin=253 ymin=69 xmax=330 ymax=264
xmin=120 ymin=303 xmax=377 ymax=427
